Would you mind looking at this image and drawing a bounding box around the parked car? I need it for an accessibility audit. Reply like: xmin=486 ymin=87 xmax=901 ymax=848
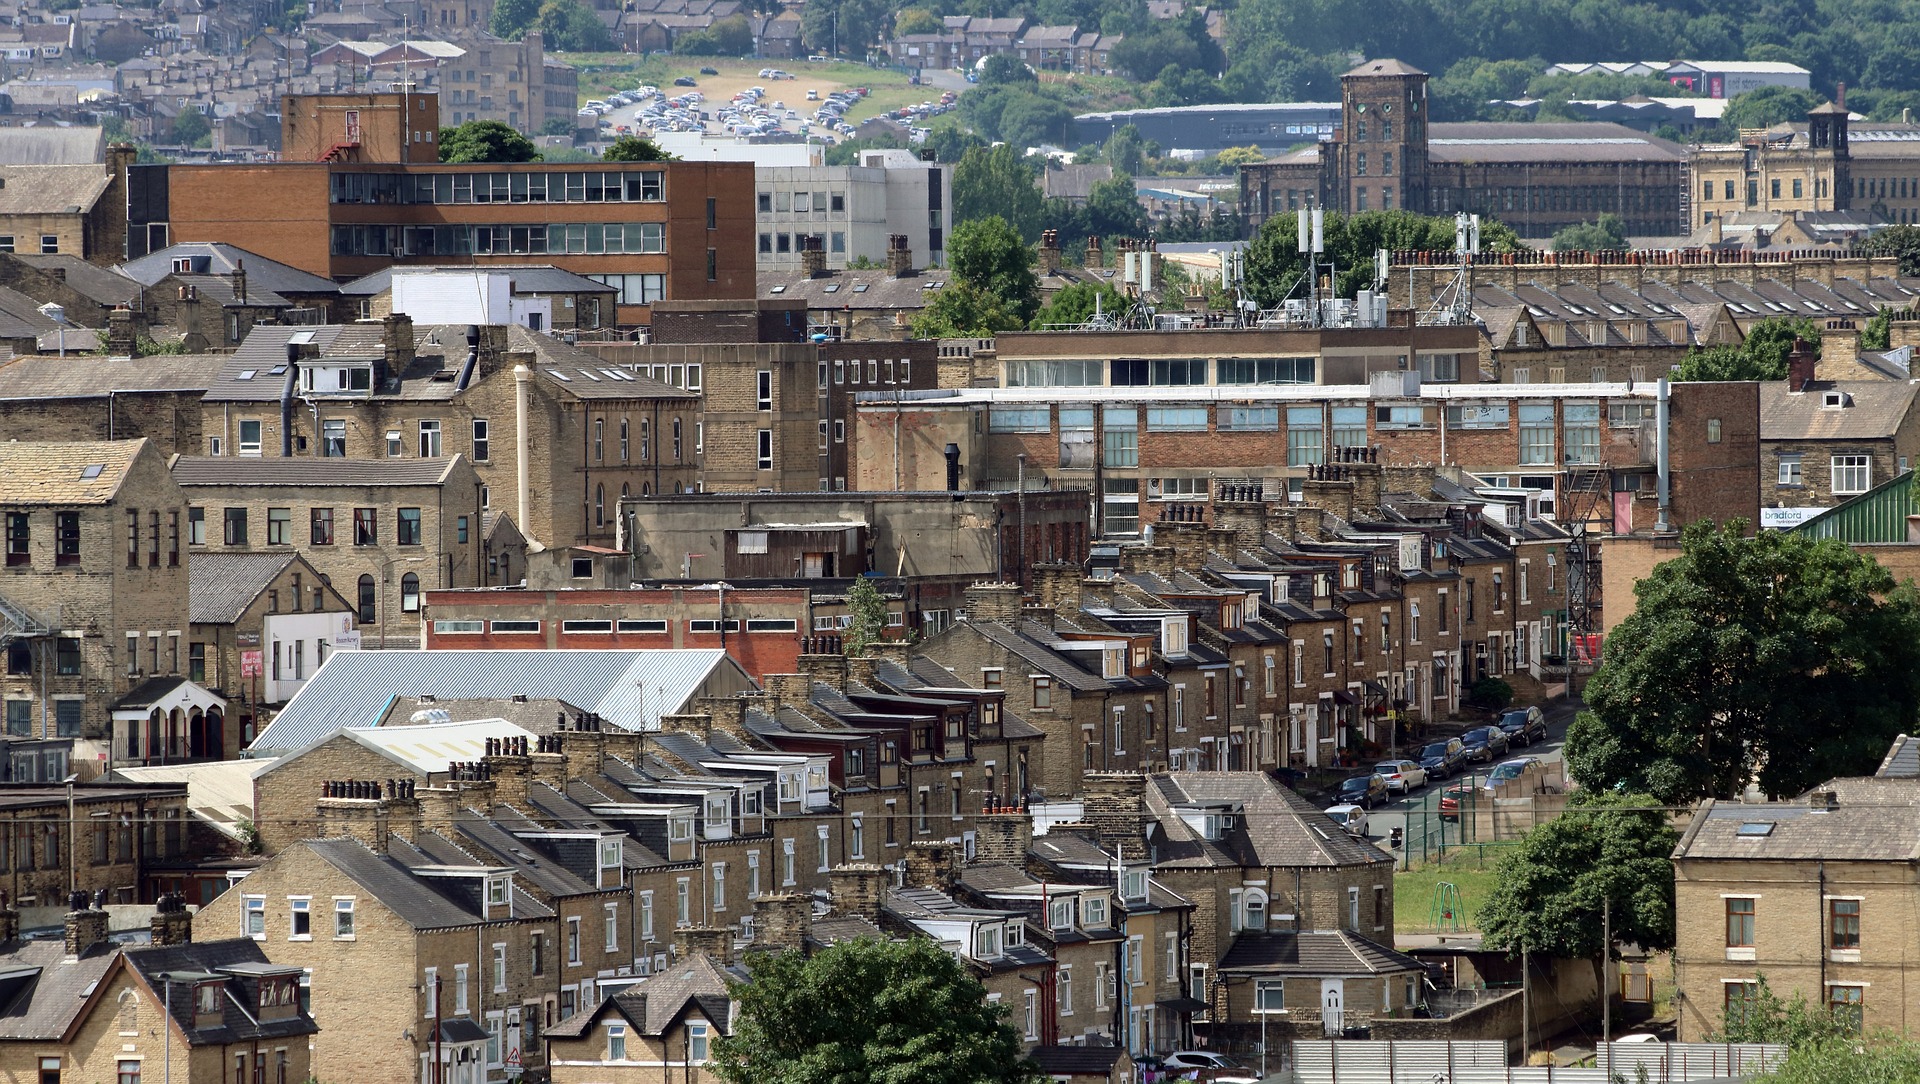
xmin=1418 ymin=738 xmax=1468 ymax=779
xmin=1373 ymin=759 xmax=1428 ymax=793
xmin=673 ymin=76 xmax=697 ymax=86
xmin=1485 ymin=756 xmax=1542 ymax=791
xmin=1460 ymin=725 xmax=1510 ymax=763
xmin=1438 ymin=780 xmax=1476 ymax=820
xmin=699 ymin=66 xmax=719 ymax=75
xmin=1499 ymin=705 xmax=1548 ymax=746
xmin=1335 ymin=773 xmax=1388 ymax=809
xmin=1160 ymin=1051 xmax=1260 ymax=1083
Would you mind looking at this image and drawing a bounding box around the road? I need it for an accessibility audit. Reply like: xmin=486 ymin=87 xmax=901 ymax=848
xmin=1352 ymin=696 xmax=1584 ymax=856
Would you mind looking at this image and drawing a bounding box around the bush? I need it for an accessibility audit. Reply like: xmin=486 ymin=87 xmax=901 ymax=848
xmin=1465 ymin=677 xmax=1514 ymax=713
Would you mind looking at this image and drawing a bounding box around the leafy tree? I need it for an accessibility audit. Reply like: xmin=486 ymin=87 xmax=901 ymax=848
xmin=1103 ymin=124 xmax=1147 ymax=175
xmin=1754 ymin=1038 xmax=1920 ymax=1083
xmin=1551 ymin=213 xmax=1630 ymax=252
xmin=1465 ymin=677 xmax=1513 ymax=713
xmin=1079 ymin=174 xmax=1148 ymax=241
xmin=996 ymin=95 xmax=1075 ymax=151
xmin=1031 ymin=280 xmax=1128 ymax=329
xmin=1863 ymin=223 xmax=1920 ymax=276
xmin=533 ymin=0 xmax=611 ymax=51
xmin=1722 ymin=86 xmax=1823 ymax=131
xmin=713 ymin=937 xmax=1041 ymax=1084
xmin=910 ymin=281 xmax=1025 ymax=337
xmin=1717 ymin=975 xmax=1860 ymax=1046
xmin=170 ymin=110 xmax=211 ymax=146
xmin=1145 ymin=65 xmax=1227 ymax=108
xmin=673 ymin=14 xmax=753 ymax=54
xmin=979 ymin=54 xmax=1035 ymax=86
xmin=952 ymin=145 xmax=1044 ymax=242
xmin=1865 ymin=307 xmax=1894 ymax=351
xmin=1478 ymin=792 xmax=1678 ymax=996
xmin=1216 ymin=146 xmax=1266 ymax=168
xmin=893 ymin=7 xmax=943 ymax=36
xmin=949 ymin=215 xmax=1038 ymax=324
xmin=1244 ymin=208 xmax=1526 ymax=305
xmin=602 ymin=135 xmax=674 ymax=161
xmin=439 ymin=120 xmax=543 ymax=163
xmin=490 ymin=0 xmax=538 ymax=38
xmin=842 ymin=576 xmax=889 ymax=656
xmin=1565 ymin=521 xmax=1920 ymax=803
xmin=1675 ymin=316 xmax=1819 ymax=382
xmin=800 ymin=0 xmax=889 ymax=56
xmin=540 ymin=116 xmax=576 ymax=137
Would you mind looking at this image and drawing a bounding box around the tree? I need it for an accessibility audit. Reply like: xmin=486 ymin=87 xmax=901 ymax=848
xmin=1079 ymin=174 xmax=1147 ymax=241
xmin=1564 ymin=521 xmax=1920 ymax=804
xmin=1717 ymin=975 xmax=1860 ymax=1045
xmin=911 ymin=282 xmax=1025 ymax=337
xmin=1104 ymin=124 xmax=1148 ymax=175
xmin=490 ymin=0 xmax=538 ymax=38
xmin=1721 ymin=86 xmax=1823 ymax=131
xmin=948 ymin=215 xmax=1038 ymax=324
xmin=1216 ymin=146 xmax=1266 ymax=169
xmin=952 ymin=145 xmax=1044 ymax=242
xmin=713 ymin=937 xmax=1041 ymax=1084
xmin=979 ymin=54 xmax=1035 ymax=86
xmin=1675 ymin=315 xmax=1820 ymax=382
xmin=842 ymin=576 xmax=889 ymax=656
xmin=800 ymin=0 xmax=889 ymax=57
xmin=893 ymin=7 xmax=942 ymax=36
xmin=1863 ymin=223 xmax=1920 ymax=276
xmin=602 ymin=135 xmax=674 ymax=161
xmin=439 ymin=120 xmax=543 ymax=163
xmin=533 ymin=0 xmax=611 ymax=51
xmin=1551 ymin=213 xmax=1629 ymax=252
xmin=1478 ymin=791 xmax=1678 ymax=996
xmin=1244 ymin=208 xmax=1527 ymax=305
xmin=170 ymin=110 xmax=211 ymax=146
xmin=674 ymin=14 xmax=754 ymax=54
xmin=1753 ymin=1037 xmax=1920 ymax=1083
xmin=1031 ymin=280 xmax=1128 ymax=329
xmin=1865 ymin=307 xmax=1894 ymax=351
xmin=996 ymin=94 xmax=1074 ymax=151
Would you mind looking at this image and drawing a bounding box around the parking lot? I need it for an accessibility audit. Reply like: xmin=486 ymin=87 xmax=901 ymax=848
xmin=577 ymin=60 xmax=961 ymax=147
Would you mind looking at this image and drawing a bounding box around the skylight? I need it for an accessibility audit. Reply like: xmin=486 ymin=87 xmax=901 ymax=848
xmin=79 ymin=464 xmax=103 ymax=480
xmin=1736 ymin=821 xmax=1775 ymax=837
xmin=236 ymin=369 xmax=257 ymax=380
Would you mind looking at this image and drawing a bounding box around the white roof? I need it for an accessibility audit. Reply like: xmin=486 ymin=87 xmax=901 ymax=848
xmin=340 ymin=716 xmax=538 ymax=774
xmin=115 ymin=759 xmax=268 ymax=840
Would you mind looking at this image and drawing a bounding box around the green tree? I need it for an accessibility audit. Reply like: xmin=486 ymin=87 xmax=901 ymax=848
xmin=438 ymin=120 xmax=544 ymax=163
xmin=911 ymin=282 xmax=1024 ymax=337
xmin=1565 ymin=521 xmax=1920 ymax=804
xmin=540 ymin=116 xmax=576 ymax=137
xmin=1478 ymin=792 xmax=1679 ymax=996
xmin=490 ymin=0 xmax=538 ymax=38
xmin=800 ymin=0 xmax=888 ymax=57
xmin=715 ymin=937 xmax=1040 ymax=1084
xmin=842 ymin=576 xmax=889 ymax=656
xmin=1244 ymin=208 xmax=1527 ymax=305
xmin=1104 ymin=124 xmax=1148 ymax=175
xmin=602 ymin=135 xmax=674 ymax=161
xmin=1551 ymin=213 xmax=1630 ymax=252
xmin=1216 ymin=145 xmax=1266 ymax=168
xmin=1863 ymin=223 xmax=1920 ymax=276
xmin=952 ymin=144 xmax=1044 ymax=241
xmin=949 ymin=215 xmax=1038 ymax=324
xmin=674 ymin=13 xmax=753 ymax=54
xmin=1080 ymin=174 xmax=1148 ymax=240
xmin=979 ymin=54 xmax=1035 ymax=86
xmin=1717 ymin=975 xmax=1860 ymax=1045
xmin=533 ymin=0 xmax=612 ymax=51
xmin=1865 ymin=307 xmax=1894 ymax=351
xmin=996 ymin=94 xmax=1075 ymax=151
xmin=170 ymin=110 xmax=211 ymax=146
xmin=1675 ymin=316 xmax=1819 ymax=382
xmin=893 ymin=7 xmax=943 ymax=36
xmin=1721 ymin=86 xmax=1823 ymax=131
xmin=1754 ymin=1037 xmax=1920 ymax=1083
xmin=1031 ymin=280 xmax=1128 ymax=328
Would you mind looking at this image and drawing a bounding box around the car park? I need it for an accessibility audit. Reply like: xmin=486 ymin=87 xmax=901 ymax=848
xmin=1373 ymin=759 xmax=1428 ymax=793
xmin=1461 ymin=726 xmax=1510 ymax=763
xmin=1499 ymin=705 xmax=1547 ymax=746
xmin=1335 ymin=773 xmax=1388 ymax=809
xmin=1419 ymin=738 xmax=1468 ymax=779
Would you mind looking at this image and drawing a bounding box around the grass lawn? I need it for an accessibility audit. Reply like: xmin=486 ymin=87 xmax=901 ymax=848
xmin=1394 ymin=849 xmax=1507 ymax=935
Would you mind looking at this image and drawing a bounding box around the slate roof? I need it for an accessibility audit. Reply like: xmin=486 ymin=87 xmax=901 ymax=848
xmin=123 ymin=939 xmax=319 ymax=1045
xmin=170 ymin=455 xmax=466 ymax=488
xmin=1878 ymin=734 xmax=1920 ymax=778
xmin=760 ymin=267 xmax=942 ymax=311
xmin=1672 ymin=797 xmax=1920 ymax=862
xmin=0 ymin=939 xmax=118 ymax=1039
xmin=0 ymin=439 xmax=144 ymax=505
xmin=1149 ymin=772 xmax=1392 ymax=870
xmin=1427 ymin=122 xmax=1685 ymax=163
xmin=0 ymin=164 xmax=111 ymax=215
xmin=1344 ymin=58 xmax=1425 ymax=77
xmin=10 ymin=255 xmax=141 ymax=305
xmin=1760 ymin=380 xmax=1919 ymax=442
xmin=306 ymin=837 xmax=553 ymax=929
xmin=0 ymin=126 xmax=103 ymax=165
xmin=250 ymin=649 xmax=747 ymax=754
xmin=188 ymin=551 xmax=299 ymax=624
xmin=118 ymin=243 xmax=340 ymax=294
xmin=546 ymin=954 xmax=738 ymax=1039
xmin=1218 ymin=930 xmax=1425 ymax=975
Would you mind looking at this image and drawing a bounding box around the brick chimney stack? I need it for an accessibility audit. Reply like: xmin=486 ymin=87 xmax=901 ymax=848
xmin=1039 ymin=229 xmax=1062 ymax=275
xmin=64 ymin=891 xmax=108 ymax=958
xmin=149 ymin=893 xmax=193 ymax=947
xmin=1788 ymin=336 xmax=1818 ymax=392
xmin=886 ymin=234 xmax=914 ymax=277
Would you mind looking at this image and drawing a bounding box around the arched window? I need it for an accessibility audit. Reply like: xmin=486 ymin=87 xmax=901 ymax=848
xmin=1243 ymin=889 xmax=1268 ymax=931
xmin=356 ymin=574 xmax=375 ymax=623
xmin=621 ymin=483 xmax=630 ymax=499
xmin=594 ymin=484 xmax=606 ymax=527
xmin=619 ymin=418 xmax=630 ymax=462
xmin=593 ymin=417 xmax=604 ymax=461
xmin=641 ymin=482 xmax=651 ymax=497
xmin=400 ymin=572 xmax=420 ymax=613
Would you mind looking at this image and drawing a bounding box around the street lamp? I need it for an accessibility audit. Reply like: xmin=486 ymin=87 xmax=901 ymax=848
xmin=37 ymin=302 xmax=67 ymax=358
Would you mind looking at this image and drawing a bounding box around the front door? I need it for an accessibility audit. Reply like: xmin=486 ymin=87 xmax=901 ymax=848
xmin=1321 ymin=979 xmax=1344 ymax=1036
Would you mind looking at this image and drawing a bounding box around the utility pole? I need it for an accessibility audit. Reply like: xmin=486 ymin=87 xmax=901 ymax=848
xmin=1602 ymin=894 xmax=1612 ymax=1046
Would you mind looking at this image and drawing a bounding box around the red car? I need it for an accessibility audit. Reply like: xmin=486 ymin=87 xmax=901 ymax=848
xmin=1438 ymin=781 xmax=1475 ymax=820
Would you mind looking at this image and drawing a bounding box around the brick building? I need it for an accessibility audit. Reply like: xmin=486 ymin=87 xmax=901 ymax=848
xmin=187 ymin=551 xmax=356 ymax=750
xmin=0 ymin=440 xmax=224 ymax=776
xmin=0 ymin=354 xmax=224 ymax=458
xmin=169 ymin=454 xmax=487 ymax=650
xmin=1760 ymin=348 xmax=1920 ymax=521
xmin=0 ymin=144 xmax=136 ymax=266
xmin=127 ymin=102 xmax=754 ymax=325
xmin=1238 ymin=59 xmax=1687 ymax=238
xmin=0 ymin=782 xmax=191 ymax=905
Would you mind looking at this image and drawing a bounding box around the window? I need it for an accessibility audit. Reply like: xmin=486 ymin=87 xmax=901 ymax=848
xmin=4 ymin=512 xmax=25 ymax=565
xmin=1828 ymin=985 xmax=1864 ymax=1034
xmin=1256 ymin=979 xmax=1285 ymax=1014
xmin=608 ymin=1023 xmax=627 ymax=1061
xmin=1058 ymin=965 xmax=1073 ymax=1015
xmin=471 ymin=418 xmax=489 ymax=461
xmin=334 ymin=898 xmax=355 ymax=938
xmin=1287 ymin=406 xmax=1324 ymax=466
xmin=454 ymin=965 xmax=468 ymax=1015
xmin=1830 ymin=898 xmax=1861 ymax=950
xmin=223 ymin=508 xmax=248 ymax=546
xmin=1725 ymin=981 xmax=1759 ymax=1029
xmin=757 ymin=370 xmax=773 ymax=410
xmin=265 ymin=508 xmax=291 ymax=546
xmin=238 ymin=420 xmax=262 ymax=456
xmin=1563 ymin=403 xmax=1600 ymax=464
xmin=1833 ymin=455 xmax=1872 ymax=495
xmin=1518 ymin=404 xmax=1555 ymax=465
xmin=117 ymin=1062 xmax=139 ymax=1084
xmin=1707 ymin=417 xmax=1723 ymax=444
xmin=1726 ymin=897 xmax=1754 ymax=947
xmin=244 ymin=896 xmax=265 ymax=938
xmin=356 ymin=576 xmax=375 ymax=624
xmin=567 ymin=916 xmax=582 ymax=964
xmin=605 ymin=901 xmax=620 ymax=950
xmin=1779 ymin=454 xmax=1804 ymax=486
xmin=288 ymin=898 xmax=311 ymax=939
xmin=353 ymin=508 xmax=377 ymax=546
xmin=1032 ymin=676 xmax=1052 ymax=710
xmin=689 ymin=1022 xmax=710 ymax=1063
xmin=400 ymin=573 xmax=421 ymax=613
xmin=757 ymin=429 xmax=772 ymax=471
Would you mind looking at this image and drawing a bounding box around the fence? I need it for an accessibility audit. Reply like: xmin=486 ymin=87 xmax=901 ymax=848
xmin=1285 ymin=1040 xmax=1786 ymax=1084
xmin=1398 ymin=763 xmax=1570 ymax=870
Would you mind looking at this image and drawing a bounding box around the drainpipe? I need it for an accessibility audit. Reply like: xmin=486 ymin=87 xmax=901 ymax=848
xmin=1654 ymin=377 xmax=1672 ymax=535
xmin=513 ymin=365 xmax=537 ymax=551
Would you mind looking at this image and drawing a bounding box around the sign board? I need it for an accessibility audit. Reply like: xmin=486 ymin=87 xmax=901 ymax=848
xmin=333 ymin=630 xmax=362 ymax=651
xmin=1760 ymin=507 xmax=1824 ymax=529
xmin=240 ymin=650 xmax=263 ymax=678
xmin=236 ymin=631 xmax=261 ymax=648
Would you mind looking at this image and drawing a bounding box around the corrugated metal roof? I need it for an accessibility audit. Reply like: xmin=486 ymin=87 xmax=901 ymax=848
xmin=1792 ymin=469 xmax=1916 ymax=542
xmin=249 ymin=649 xmax=749 ymax=755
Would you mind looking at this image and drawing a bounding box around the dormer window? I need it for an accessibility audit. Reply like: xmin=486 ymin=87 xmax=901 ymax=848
xmin=669 ymin=816 xmax=694 ymax=843
xmin=196 ymin=982 xmax=220 ymax=1016
xmin=599 ymin=838 xmax=621 ymax=870
xmin=1123 ymin=869 xmax=1147 ymax=901
xmin=486 ymin=876 xmax=510 ymax=916
xmin=972 ymin=923 xmax=1002 ymax=959
xmin=1006 ymin=922 xmax=1024 ymax=947
xmin=1823 ymin=391 xmax=1848 ymax=409
xmin=1048 ymin=898 xmax=1073 ymax=930
xmin=1082 ymin=895 xmax=1109 ymax=927
xmin=778 ymin=772 xmax=801 ymax=803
